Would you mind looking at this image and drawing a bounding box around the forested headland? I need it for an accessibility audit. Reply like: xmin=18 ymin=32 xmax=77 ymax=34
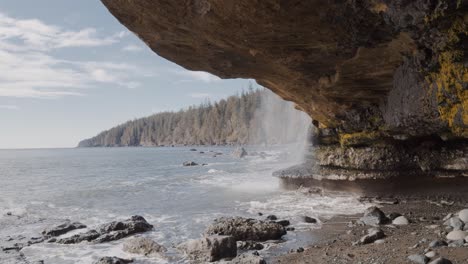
xmin=78 ymin=88 xmax=311 ymax=147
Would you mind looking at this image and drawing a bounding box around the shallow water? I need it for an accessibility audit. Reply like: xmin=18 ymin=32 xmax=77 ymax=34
xmin=0 ymin=147 xmax=369 ymax=263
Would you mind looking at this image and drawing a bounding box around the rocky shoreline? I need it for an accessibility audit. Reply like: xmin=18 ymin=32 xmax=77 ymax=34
xmin=2 ymin=193 xmax=468 ymax=263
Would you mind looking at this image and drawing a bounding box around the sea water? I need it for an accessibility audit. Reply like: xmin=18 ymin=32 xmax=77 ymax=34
xmin=0 ymin=147 xmax=369 ymax=263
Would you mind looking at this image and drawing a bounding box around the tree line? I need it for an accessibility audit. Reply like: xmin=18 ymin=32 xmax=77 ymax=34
xmin=78 ymin=88 xmax=311 ymax=147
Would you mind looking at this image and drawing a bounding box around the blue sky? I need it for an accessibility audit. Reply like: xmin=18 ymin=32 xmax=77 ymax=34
xmin=0 ymin=0 xmax=252 ymax=149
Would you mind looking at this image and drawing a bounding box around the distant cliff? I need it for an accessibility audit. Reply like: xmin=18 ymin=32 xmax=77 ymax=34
xmin=78 ymin=89 xmax=311 ymax=147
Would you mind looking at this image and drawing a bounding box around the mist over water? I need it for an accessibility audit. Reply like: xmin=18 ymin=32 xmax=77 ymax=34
xmin=250 ymin=89 xmax=313 ymax=164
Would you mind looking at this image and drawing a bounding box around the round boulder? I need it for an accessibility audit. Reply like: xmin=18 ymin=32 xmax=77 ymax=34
xmin=392 ymin=216 xmax=409 ymax=225
xmin=446 ymin=230 xmax=467 ymax=241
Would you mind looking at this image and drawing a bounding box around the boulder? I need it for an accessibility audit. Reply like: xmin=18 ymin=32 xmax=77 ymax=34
xmin=230 ymin=253 xmax=266 ymax=264
xmin=458 ymin=209 xmax=468 ymax=223
xmin=183 ymin=161 xmax=198 ymax=166
xmin=205 ymin=217 xmax=286 ymax=241
xmin=356 ymin=228 xmax=385 ymax=245
xmin=446 ymin=230 xmax=467 ymax=241
xmin=429 ymin=258 xmax=453 ymax=264
xmin=58 ymin=216 xmax=153 ymax=244
xmin=42 ymin=221 xmax=86 ymax=237
xmin=122 ymin=237 xmax=167 ymax=257
xmin=303 ymin=216 xmax=318 ymax=223
xmin=392 ymin=216 xmax=409 ymax=225
xmin=232 ymin=147 xmax=247 ymax=158
xmin=359 ymin=207 xmax=387 ymax=226
xmin=93 ymin=257 xmax=133 ymax=264
xmin=177 ymin=235 xmax=237 ymax=262
xmin=407 ymin=254 xmax=429 ymax=264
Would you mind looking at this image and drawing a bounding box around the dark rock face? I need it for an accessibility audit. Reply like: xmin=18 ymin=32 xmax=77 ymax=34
xmin=42 ymin=221 xmax=86 ymax=238
xmin=177 ymin=235 xmax=237 ymax=262
xmin=205 ymin=217 xmax=286 ymax=241
xmin=57 ymin=216 xmax=153 ymax=244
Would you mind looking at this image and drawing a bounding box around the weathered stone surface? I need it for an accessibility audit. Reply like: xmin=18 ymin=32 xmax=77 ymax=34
xmin=122 ymin=237 xmax=166 ymax=257
xmin=177 ymin=235 xmax=237 ymax=262
xmin=42 ymin=221 xmax=86 ymax=238
xmin=205 ymin=217 xmax=286 ymax=241
xmin=94 ymin=257 xmax=133 ymax=264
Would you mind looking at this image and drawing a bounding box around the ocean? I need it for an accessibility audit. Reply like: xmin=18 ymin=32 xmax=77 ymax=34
xmin=0 ymin=147 xmax=369 ymax=263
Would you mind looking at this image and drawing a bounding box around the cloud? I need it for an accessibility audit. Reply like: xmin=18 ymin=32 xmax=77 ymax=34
xmin=0 ymin=13 xmax=143 ymax=99
xmin=0 ymin=105 xmax=19 ymax=110
xmin=174 ymin=70 xmax=221 ymax=83
xmin=0 ymin=13 xmax=126 ymax=51
xmin=122 ymin=44 xmax=143 ymax=52
xmin=189 ymin=93 xmax=213 ymax=99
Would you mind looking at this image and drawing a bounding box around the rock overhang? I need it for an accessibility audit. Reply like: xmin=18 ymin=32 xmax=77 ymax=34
xmin=101 ymin=0 xmax=467 ymax=146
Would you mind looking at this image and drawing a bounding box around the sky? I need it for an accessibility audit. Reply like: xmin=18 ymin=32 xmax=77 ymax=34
xmin=0 ymin=0 xmax=253 ymax=149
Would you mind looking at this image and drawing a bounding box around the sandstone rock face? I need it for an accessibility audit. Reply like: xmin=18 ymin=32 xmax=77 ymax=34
xmin=101 ymin=0 xmax=467 ymax=142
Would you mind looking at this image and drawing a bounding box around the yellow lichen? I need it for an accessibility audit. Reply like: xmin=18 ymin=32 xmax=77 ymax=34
xmin=428 ymin=51 xmax=468 ymax=137
xmin=339 ymin=131 xmax=381 ymax=146
xmin=425 ymin=12 xmax=468 ymax=138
